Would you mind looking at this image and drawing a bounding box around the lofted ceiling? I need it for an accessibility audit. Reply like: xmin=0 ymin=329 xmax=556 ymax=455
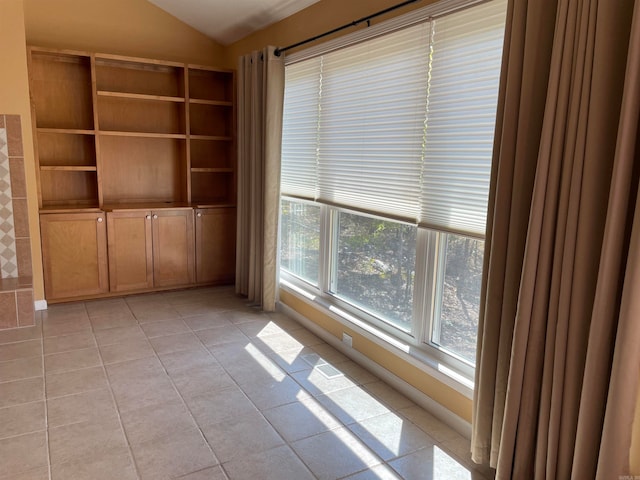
xmin=147 ymin=0 xmax=322 ymax=45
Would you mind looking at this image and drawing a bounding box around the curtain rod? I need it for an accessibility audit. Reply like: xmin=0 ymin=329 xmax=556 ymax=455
xmin=273 ymin=0 xmax=422 ymax=57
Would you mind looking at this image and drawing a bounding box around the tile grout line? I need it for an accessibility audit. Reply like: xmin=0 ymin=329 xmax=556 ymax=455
xmin=39 ymin=313 xmax=52 ymax=480
xmin=86 ymin=299 xmax=143 ymax=480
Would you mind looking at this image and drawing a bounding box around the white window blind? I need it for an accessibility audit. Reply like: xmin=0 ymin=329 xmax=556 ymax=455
xmin=420 ymin=0 xmax=507 ymax=236
xmin=280 ymin=0 xmax=506 ymax=236
xmin=281 ymin=57 xmax=322 ymax=199
xmin=317 ymin=23 xmax=430 ymax=221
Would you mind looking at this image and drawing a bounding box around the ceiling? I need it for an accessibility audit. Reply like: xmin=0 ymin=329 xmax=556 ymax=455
xmin=147 ymin=0 xmax=322 ymax=45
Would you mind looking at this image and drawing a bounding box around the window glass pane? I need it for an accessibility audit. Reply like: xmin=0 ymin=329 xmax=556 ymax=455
xmin=280 ymin=199 xmax=320 ymax=285
xmin=332 ymin=211 xmax=416 ymax=332
xmin=433 ymin=234 xmax=484 ymax=364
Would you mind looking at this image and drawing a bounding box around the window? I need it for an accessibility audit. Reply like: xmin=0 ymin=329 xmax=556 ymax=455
xmin=280 ymin=199 xmax=321 ymax=286
xmin=332 ymin=211 xmax=417 ymax=333
xmin=431 ymin=233 xmax=485 ymax=364
xmin=279 ymin=0 xmax=506 ymax=379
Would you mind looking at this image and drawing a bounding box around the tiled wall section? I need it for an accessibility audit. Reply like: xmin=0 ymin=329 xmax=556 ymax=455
xmin=0 ymin=114 xmax=34 ymax=329
xmin=0 ymin=118 xmax=17 ymax=277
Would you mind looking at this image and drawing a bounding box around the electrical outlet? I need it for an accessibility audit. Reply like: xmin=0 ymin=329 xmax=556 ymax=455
xmin=342 ymin=333 xmax=353 ymax=348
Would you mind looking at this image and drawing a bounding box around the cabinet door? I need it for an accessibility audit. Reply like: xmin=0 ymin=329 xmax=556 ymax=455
xmin=40 ymin=213 xmax=108 ymax=300
xmin=152 ymin=209 xmax=195 ymax=287
xmin=195 ymin=208 xmax=236 ymax=284
xmin=107 ymin=211 xmax=153 ymax=292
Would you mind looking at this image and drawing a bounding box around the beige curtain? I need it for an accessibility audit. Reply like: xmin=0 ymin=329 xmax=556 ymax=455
xmin=472 ymin=0 xmax=640 ymax=478
xmin=236 ymin=47 xmax=284 ymax=311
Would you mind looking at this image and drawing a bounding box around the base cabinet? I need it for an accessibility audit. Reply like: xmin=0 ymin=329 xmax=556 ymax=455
xmin=107 ymin=210 xmax=153 ymax=292
xmin=107 ymin=209 xmax=194 ymax=293
xmin=41 ymin=208 xmax=224 ymax=301
xmin=152 ymin=209 xmax=195 ymax=288
xmin=195 ymin=207 xmax=236 ymax=284
xmin=40 ymin=212 xmax=109 ymax=300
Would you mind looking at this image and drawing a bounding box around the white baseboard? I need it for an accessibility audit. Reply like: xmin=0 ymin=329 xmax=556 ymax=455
xmin=278 ymin=302 xmax=472 ymax=440
xmin=34 ymin=300 xmax=47 ymax=311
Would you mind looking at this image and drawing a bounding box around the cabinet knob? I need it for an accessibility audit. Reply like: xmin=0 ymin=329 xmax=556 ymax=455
xmin=146 ymin=215 xmax=151 ymax=220
xmin=97 ymin=217 xmax=103 ymax=223
xmin=153 ymin=214 xmax=158 ymax=220
xmin=197 ymin=212 xmax=202 ymax=218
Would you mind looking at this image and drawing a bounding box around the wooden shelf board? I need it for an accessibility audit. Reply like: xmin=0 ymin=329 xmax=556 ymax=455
xmin=189 ymin=99 xmax=233 ymax=107
xmin=191 ymin=168 xmax=234 ymax=173
xmin=188 ymin=64 xmax=234 ymax=73
xmin=192 ymin=203 xmax=237 ymax=209
xmin=39 ymin=205 xmax=101 ymax=214
xmin=37 ymin=128 xmax=95 ymax=135
xmin=99 ymin=131 xmax=187 ymax=139
xmin=189 ymin=135 xmax=232 ymax=141
xmin=102 ymin=202 xmax=193 ymax=212
xmin=97 ymin=90 xmax=185 ymax=103
xmin=95 ymin=53 xmax=185 ymax=68
xmin=41 ymin=166 xmax=97 ymax=172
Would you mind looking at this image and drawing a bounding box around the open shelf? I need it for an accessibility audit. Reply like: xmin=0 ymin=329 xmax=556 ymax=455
xmin=37 ymin=131 xmax=96 ymax=168
xmin=188 ymin=68 xmax=234 ymax=102
xmin=100 ymin=136 xmax=187 ymax=204
xmin=191 ymin=171 xmax=235 ymax=205
xmin=30 ymin=48 xmax=236 ymax=211
xmin=97 ymin=96 xmax=186 ymax=135
xmin=30 ymin=51 xmax=94 ymax=130
xmin=190 ymin=139 xmax=233 ymax=169
xmin=96 ymin=57 xmax=185 ymax=98
xmin=40 ymin=170 xmax=98 ymax=208
xmin=189 ymin=103 xmax=232 ymax=137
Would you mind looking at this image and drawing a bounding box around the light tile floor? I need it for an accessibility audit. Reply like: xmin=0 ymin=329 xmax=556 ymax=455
xmin=0 ymin=287 xmax=493 ymax=480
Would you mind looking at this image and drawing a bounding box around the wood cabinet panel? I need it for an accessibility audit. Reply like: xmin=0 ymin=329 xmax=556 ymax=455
xmin=152 ymin=209 xmax=195 ymax=287
xmin=195 ymin=208 xmax=236 ymax=284
xmin=40 ymin=213 xmax=108 ymax=300
xmin=107 ymin=211 xmax=153 ymax=292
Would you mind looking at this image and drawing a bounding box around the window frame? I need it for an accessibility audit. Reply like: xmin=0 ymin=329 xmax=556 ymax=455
xmin=280 ymin=198 xmax=478 ymax=382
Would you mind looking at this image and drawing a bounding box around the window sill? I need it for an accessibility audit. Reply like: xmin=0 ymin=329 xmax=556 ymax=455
xmin=279 ymin=278 xmax=474 ymax=399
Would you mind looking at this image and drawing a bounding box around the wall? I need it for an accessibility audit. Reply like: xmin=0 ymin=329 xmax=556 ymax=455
xmin=24 ymin=0 xmax=225 ymax=65
xmin=0 ymin=0 xmax=43 ymax=301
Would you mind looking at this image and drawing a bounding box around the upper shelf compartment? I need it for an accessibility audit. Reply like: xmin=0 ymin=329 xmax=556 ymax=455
xmin=95 ymin=55 xmax=185 ymax=100
xmin=97 ymin=96 xmax=186 ymax=136
xmin=188 ymin=67 xmax=234 ymax=103
xmin=30 ymin=50 xmax=94 ymax=130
